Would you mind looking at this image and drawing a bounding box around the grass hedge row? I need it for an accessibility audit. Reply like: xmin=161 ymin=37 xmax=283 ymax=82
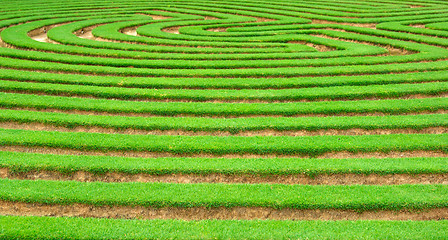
xmin=2 ymin=216 xmax=447 ymax=239
xmin=1 ymin=128 xmax=446 ymax=155
xmin=2 ymin=151 xmax=447 ymax=176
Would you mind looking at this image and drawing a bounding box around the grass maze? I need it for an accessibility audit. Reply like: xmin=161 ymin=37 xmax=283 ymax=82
xmin=0 ymin=0 xmax=447 ymax=239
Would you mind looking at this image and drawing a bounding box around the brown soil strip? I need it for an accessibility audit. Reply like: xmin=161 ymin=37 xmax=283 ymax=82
xmin=29 ymin=33 xmax=60 ymax=44
xmin=120 ymin=27 xmax=138 ymax=36
xmin=161 ymin=26 xmax=181 ymax=34
xmin=207 ymin=27 xmax=229 ymax=32
xmin=1 ymin=146 xmax=447 ymax=160
xmin=311 ymin=19 xmax=377 ymax=29
xmin=2 ymin=168 xmax=447 ymax=185
xmin=319 ymin=150 xmax=448 ymax=159
xmin=27 ymin=23 xmax=69 ymax=38
xmin=0 ymin=28 xmax=5 ymax=43
xmin=77 ymin=30 xmax=97 ymax=40
xmin=27 ymin=23 xmax=73 ymax=45
xmin=1 ymin=121 xmax=446 ymax=137
xmin=4 ymin=106 xmax=448 ymax=119
xmin=30 ymin=33 xmax=53 ymax=43
xmin=0 ymin=201 xmax=446 ymax=220
xmin=310 ymin=34 xmax=415 ymax=55
xmin=74 ymin=25 xmax=116 ymax=42
xmin=409 ymin=24 xmax=426 ymax=28
xmin=203 ymin=16 xmax=220 ymax=20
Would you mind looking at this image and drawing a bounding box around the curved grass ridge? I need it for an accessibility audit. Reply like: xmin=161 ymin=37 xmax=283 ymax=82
xmin=1 ymin=216 xmax=447 ymax=240
xmin=1 ymin=178 xmax=447 ymax=210
xmin=1 ymin=151 xmax=447 ymax=175
xmin=0 ymin=128 xmax=447 ymax=155
xmin=2 ymin=80 xmax=447 ymax=101
xmin=1 ymin=68 xmax=447 ymax=89
xmin=1 ymin=109 xmax=446 ymax=132
xmin=1 ymin=92 xmax=447 ymax=116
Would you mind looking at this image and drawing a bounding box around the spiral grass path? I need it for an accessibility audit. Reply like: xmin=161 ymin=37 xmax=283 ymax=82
xmin=0 ymin=0 xmax=447 ymax=239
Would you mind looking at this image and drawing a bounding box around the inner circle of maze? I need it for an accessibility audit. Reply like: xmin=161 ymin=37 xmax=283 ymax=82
xmin=3 ymin=1 xmax=448 ymax=81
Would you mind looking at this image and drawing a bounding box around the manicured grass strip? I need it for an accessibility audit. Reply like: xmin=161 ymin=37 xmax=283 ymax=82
xmin=1 ymin=110 xmax=446 ymax=132
xmin=0 ymin=128 xmax=446 ymax=155
xmin=2 ymin=80 xmax=448 ymax=101
xmin=1 ymin=178 xmax=447 ymax=209
xmin=2 ymin=68 xmax=447 ymax=89
xmin=4 ymin=55 xmax=448 ymax=77
xmin=1 ymin=151 xmax=447 ymax=175
xmin=1 ymin=93 xmax=447 ymax=116
xmin=1 ymin=216 xmax=447 ymax=240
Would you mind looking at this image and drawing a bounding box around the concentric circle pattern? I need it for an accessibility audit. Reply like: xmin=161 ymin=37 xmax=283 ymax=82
xmin=0 ymin=0 xmax=448 ymax=238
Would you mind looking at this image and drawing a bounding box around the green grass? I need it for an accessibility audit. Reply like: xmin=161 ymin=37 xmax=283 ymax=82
xmin=1 ymin=109 xmax=446 ymax=132
xmin=1 ymin=93 xmax=447 ymax=116
xmin=1 ymin=178 xmax=447 ymax=209
xmin=2 ymin=80 xmax=447 ymax=101
xmin=1 ymin=128 xmax=447 ymax=155
xmin=2 ymin=68 xmax=447 ymax=89
xmin=4 ymin=55 xmax=448 ymax=77
xmin=0 ymin=216 xmax=447 ymax=240
xmin=2 ymin=151 xmax=447 ymax=175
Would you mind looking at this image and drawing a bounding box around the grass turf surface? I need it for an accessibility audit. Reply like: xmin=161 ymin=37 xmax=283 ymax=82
xmin=1 ymin=178 xmax=447 ymax=210
xmin=1 ymin=151 xmax=448 ymax=175
xmin=1 ymin=0 xmax=448 ymax=238
xmin=1 ymin=109 xmax=447 ymax=132
xmin=1 ymin=128 xmax=447 ymax=155
xmin=0 ymin=216 xmax=447 ymax=240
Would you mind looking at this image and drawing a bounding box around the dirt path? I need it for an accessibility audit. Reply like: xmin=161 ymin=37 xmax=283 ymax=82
xmin=0 ymin=121 xmax=446 ymax=137
xmin=1 ymin=201 xmax=446 ymax=220
xmin=2 ymin=168 xmax=447 ymax=185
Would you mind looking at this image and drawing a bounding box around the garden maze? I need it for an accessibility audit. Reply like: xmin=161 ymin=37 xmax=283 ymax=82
xmin=0 ymin=0 xmax=447 ymax=239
